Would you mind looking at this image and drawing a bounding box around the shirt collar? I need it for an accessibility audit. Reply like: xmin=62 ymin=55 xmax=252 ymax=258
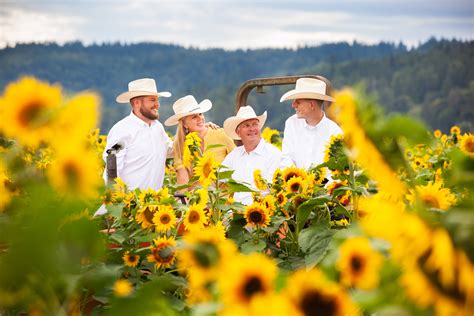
xmin=240 ymin=138 xmax=265 ymax=156
xmin=304 ymin=112 xmax=328 ymax=130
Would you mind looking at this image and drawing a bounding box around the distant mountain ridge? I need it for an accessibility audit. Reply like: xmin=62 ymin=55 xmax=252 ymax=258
xmin=0 ymin=39 xmax=472 ymax=133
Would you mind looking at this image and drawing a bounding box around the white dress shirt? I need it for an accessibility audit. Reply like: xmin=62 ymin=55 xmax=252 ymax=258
xmin=103 ymin=112 xmax=173 ymax=190
xmin=222 ymin=139 xmax=281 ymax=205
xmin=281 ymin=113 xmax=342 ymax=169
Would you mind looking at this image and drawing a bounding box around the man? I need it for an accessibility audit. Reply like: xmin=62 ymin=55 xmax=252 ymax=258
xmin=222 ymin=105 xmax=282 ymax=205
xmin=103 ymin=78 xmax=173 ymax=191
xmin=279 ymin=77 xmax=342 ymax=169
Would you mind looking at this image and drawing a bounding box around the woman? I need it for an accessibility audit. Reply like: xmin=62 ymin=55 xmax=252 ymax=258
xmin=164 ymin=95 xmax=235 ymax=187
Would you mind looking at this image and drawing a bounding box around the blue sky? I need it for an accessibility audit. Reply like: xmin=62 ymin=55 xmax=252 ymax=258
xmin=0 ymin=0 xmax=472 ymax=49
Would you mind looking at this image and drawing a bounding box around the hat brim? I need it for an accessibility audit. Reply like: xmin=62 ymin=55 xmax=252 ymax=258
xmin=164 ymin=99 xmax=212 ymax=126
xmin=280 ymin=90 xmax=333 ymax=102
xmin=223 ymin=111 xmax=267 ymax=140
xmin=116 ymin=90 xmax=172 ymax=103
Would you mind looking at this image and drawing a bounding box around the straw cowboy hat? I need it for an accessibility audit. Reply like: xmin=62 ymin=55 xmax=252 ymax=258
xmin=280 ymin=78 xmax=333 ymax=102
xmin=116 ymin=78 xmax=171 ymax=103
xmin=223 ymin=105 xmax=267 ymax=140
xmin=164 ymin=95 xmax=212 ymax=126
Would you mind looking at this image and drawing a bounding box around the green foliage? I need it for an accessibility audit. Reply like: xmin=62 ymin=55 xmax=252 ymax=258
xmin=1 ymin=39 xmax=471 ymax=134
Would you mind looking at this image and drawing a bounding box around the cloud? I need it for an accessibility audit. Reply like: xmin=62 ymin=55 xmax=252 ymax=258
xmin=0 ymin=7 xmax=84 ymax=48
xmin=0 ymin=0 xmax=472 ymax=49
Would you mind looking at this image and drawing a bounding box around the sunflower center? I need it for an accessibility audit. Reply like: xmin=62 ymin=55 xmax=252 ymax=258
xmin=63 ymin=161 xmax=80 ymax=189
xmin=464 ymin=138 xmax=474 ymax=152
xmin=300 ymin=290 xmax=337 ymax=316
xmin=422 ymin=194 xmax=440 ymax=209
xmin=350 ymin=255 xmax=364 ymax=273
xmin=243 ymin=276 xmax=263 ymax=299
xmin=18 ymin=102 xmax=44 ymax=127
xmin=284 ymin=172 xmax=297 ymax=182
xmin=160 ymin=214 xmax=170 ymax=224
xmin=277 ymin=194 xmax=285 ymax=204
xmin=290 ymin=182 xmax=301 ymax=192
xmin=193 ymin=242 xmax=220 ymax=268
xmin=188 ymin=210 xmax=200 ymax=224
xmin=129 ymin=255 xmax=138 ymax=263
xmin=249 ymin=210 xmax=263 ymax=223
xmin=156 ymin=245 xmax=174 ymax=262
xmin=203 ymin=162 xmax=212 ymax=177
xmin=144 ymin=207 xmax=154 ymax=222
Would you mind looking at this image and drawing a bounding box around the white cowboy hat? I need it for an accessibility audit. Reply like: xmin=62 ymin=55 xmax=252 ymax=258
xmin=223 ymin=105 xmax=267 ymax=140
xmin=116 ymin=78 xmax=171 ymax=103
xmin=280 ymin=78 xmax=333 ymax=102
xmin=164 ymin=95 xmax=212 ymax=126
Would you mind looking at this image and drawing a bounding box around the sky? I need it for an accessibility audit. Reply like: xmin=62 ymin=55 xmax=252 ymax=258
xmin=0 ymin=0 xmax=473 ymax=50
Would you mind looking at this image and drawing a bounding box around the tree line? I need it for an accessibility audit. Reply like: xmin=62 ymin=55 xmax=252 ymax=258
xmin=0 ymin=38 xmax=472 ymax=133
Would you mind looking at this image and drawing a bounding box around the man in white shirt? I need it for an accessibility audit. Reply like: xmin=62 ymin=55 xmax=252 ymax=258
xmin=103 ymin=78 xmax=173 ymax=190
xmin=279 ymin=78 xmax=342 ymax=170
xmin=222 ymin=106 xmax=282 ymax=205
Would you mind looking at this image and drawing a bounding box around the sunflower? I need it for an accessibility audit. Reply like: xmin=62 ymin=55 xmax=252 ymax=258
xmin=336 ymin=237 xmax=383 ymax=290
xmin=433 ymin=129 xmax=442 ymax=138
xmin=276 ymin=191 xmax=288 ymax=207
xmin=138 ymin=187 xmax=156 ymax=205
xmin=284 ymin=268 xmax=360 ymax=316
xmin=183 ymin=132 xmax=202 ymax=168
xmin=244 ymin=202 xmax=271 ymax=228
xmin=194 ymin=152 xmax=219 ymax=188
xmin=179 ymin=225 xmax=236 ymax=287
xmin=192 ymin=188 xmax=208 ymax=208
xmin=311 ymin=167 xmax=327 ymax=185
xmin=0 ymin=76 xmax=62 ymax=148
xmin=113 ymin=279 xmax=133 ymax=297
xmin=152 ymin=204 xmax=176 ymax=232
xmin=218 ymin=253 xmax=277 ymax=307
xmin=147 ymin=235 xmax=177 ymax=269
xmin=154 ymin=187 xmax=171 ymax=202
xmin=183 ymin=204 xmax=208 ymax=232
xmin=329 ymin=89 xmax=407 ymax=200
xmin=253 ymin=169 xmax=268 ymax=191
xmin=459 ymin=133 xmax=474 ymax=158
xmin=262 ymin=194 xmax=277 ymax=216
xmin=0 ymin=162 xmax=13 ymax=211
xmin=261 ymin=127 xmax=281 ymax=148
xmin=47 ymin=147 xmax=102 ymax=198
xmin=123 ymin=191 xmax=137 ymax=210
xmin=282 ymin=166 xmax=307 ymax=183
xmin=286 ymin=176 xmax=305 ymax=194
xmin=406 ymin=181 xmax=457 ymax=210
xmin=450 ymin=125 xmax=461 ymax=135
xmin=135 ymin=205 xmax=158 ymax=229
xmin=50 ymin=92 xmax=99 ymax=149
xmin=122 ymin=251 xmax=140 ymax=268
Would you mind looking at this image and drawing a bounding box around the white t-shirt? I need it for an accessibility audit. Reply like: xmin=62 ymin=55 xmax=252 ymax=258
xmin=222 ymin=139 xmax=281 ymax=205
xmin=103 ymin=112 xmax=173 ymax=190
xmin=281 ymin=113 xmax=342 ymax=169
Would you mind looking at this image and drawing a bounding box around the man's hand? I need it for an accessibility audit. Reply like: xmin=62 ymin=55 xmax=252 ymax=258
xmin=205 ymin=122 xmax=220 ymax=130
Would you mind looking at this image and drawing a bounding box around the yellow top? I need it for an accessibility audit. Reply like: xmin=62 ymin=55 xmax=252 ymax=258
xmin=174 ymin=128 xmax=235 ymax=170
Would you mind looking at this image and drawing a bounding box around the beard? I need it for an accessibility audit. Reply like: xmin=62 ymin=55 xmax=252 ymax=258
xmin=140 ymin=105 xmax=159 ymax=121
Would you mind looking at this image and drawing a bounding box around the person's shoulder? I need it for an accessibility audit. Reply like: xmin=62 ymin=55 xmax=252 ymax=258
xmin=108 ymin=115 xmax=133 ymax=134
xmin=263 ymin=140 xmax=282 ymax=155
xmin=324 ymin=116 xmax=343 ymax=133
xmin=285 ymin=114 xmax=298 ymax=124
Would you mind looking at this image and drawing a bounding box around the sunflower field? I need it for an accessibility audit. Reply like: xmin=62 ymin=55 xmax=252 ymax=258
xmin=0 ymin=77 xmax=473 ymax=316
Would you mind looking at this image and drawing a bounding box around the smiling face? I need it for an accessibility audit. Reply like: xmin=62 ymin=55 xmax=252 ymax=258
xmin=291 ymin=98 xmax=315 ymax=120
xmin=131 ymin=95 xmax=160 ymax=124
xmin=236 ymin=118 xmax=261 ymax=146
xmin=182 ymin=113 xmax=206 ymax=133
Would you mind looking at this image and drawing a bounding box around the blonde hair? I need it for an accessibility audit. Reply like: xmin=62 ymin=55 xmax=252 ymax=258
xmin=173 ymin=120 xmax=194 ymax=175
